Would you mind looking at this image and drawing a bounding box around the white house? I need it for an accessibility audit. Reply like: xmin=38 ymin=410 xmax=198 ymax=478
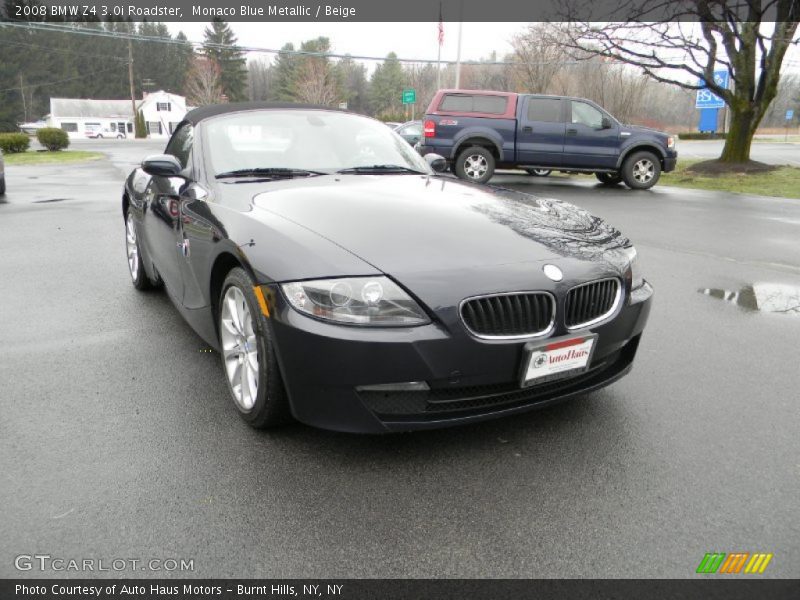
xmin=48 ymin=91 xmax=188 ymax=140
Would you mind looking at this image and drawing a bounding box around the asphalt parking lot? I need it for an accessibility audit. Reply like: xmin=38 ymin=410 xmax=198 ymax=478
xmin=1 ymin=139 xmax=799 ymax=578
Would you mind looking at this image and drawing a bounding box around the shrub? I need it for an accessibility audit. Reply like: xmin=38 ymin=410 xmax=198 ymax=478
xmin=37 ymin=128 xmax=70 ymax=151
xmin=135 ymin=110 xmax=147 ymax=139
xmin=0 ymin=132 xmax=31 ymax=153
xmin=678 ymin=132 xmax=728 ymax=140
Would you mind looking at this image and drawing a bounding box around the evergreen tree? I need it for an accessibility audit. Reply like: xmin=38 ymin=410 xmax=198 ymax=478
xmin=270 ymin=43 xmax=300 ymax=101
xmin=369 ymin=53 xmax=405 ymax=118
xmin=202 ymin=18 xmax=247 ymax=102
xmin=335 ymin=56 xmax=368 ymax=114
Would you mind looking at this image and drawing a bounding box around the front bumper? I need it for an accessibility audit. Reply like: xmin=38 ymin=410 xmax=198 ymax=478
xmin=268 ymin=281 xmax=653 ymax=433
xmin=663 ymin=153 xmax=678 ymax=172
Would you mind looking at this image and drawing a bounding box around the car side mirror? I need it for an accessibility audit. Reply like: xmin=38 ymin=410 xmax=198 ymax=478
xmin=424 ymin=153 xmax=448 ymax=173
xmin=142 ymin=154 xmax=183 ymax=178
xmin=601 ymin=117 xmax=612 ymax=129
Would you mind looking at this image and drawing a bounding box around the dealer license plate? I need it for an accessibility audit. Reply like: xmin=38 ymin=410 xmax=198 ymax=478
xmin=520 ymin=334 xmax=597 ymax=387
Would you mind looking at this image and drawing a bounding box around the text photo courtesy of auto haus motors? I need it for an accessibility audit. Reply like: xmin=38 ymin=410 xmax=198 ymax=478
xmin=1 ymin=0 xmax=799 ymax=598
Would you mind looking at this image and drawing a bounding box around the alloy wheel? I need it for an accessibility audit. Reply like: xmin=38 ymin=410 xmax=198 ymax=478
xmin=464 ymin=154 xmax=488 ymax=180
xmin=125 ymin=214 xmax=139 ymax=281
xmin=632 ymin=159 xmax=655 ymax=184
xmin=220 ymin=286 xmax=260 ymax=411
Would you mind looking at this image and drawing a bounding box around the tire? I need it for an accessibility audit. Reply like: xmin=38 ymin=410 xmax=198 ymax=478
xmin=621 ymin=151 xmax=661 ymax=189
xmin=525 ymin=168 xmax=552 ymax=177
xmin=218 ymin=267 xmax=291 ymax=429
xmin=596 ymin=172 xmax=623 ymax=186
xmin=97 ymin=134 xmax=103 ymax=139
xmin=454 ymin=146 xmax=495 ymax=184
xmin=0 ymin=175 xmax=5 ymax=196
xmin=117 ymin=134 xmax=124 ymax=139
xmin=125 ymin=211 xmax=154 ymax=291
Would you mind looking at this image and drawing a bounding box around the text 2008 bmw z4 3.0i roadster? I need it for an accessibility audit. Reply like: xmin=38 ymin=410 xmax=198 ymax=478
xmin=122 ymin=102 xmax=653 ymax=434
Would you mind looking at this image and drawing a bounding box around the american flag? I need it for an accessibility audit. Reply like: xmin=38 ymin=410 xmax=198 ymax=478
xmin=438 ymin=3 xmax=444 ymax=46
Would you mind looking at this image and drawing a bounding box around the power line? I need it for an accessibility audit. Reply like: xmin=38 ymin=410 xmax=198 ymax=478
xmin=0 ymin=20 xmax=592 ymax=67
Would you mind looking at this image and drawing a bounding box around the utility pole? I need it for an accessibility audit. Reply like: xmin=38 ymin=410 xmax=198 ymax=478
xmin=19 ymin=74 xmax=27 ymax=122
xmin=128 ymin=38 xmax=138 ymax=138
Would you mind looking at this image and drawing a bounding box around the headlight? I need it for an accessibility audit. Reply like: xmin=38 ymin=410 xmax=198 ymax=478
xmin=623 ymin=247 xmax=644 ymax=290
xmin=667 ymin=136 xmax=676 ymax=149
xmin=281 ymin=276 xmax=430 ymax=326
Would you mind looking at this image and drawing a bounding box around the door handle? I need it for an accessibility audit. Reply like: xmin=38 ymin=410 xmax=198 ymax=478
xmin=566 ymin=128 xmax=577 ymax=136
xmin=522 ymin=126 xmax=533 ymax=133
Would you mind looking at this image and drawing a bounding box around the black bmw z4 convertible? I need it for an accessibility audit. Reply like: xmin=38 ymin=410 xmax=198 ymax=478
xmin=122 ymin=102 xmax=653 ymax=433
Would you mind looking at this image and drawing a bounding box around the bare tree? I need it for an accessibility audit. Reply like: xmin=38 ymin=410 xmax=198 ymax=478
xmin=185 ymin=56 xmax=225 ymax=106
xmin=510 ymin=23 xmax=569 ymax=93
xmin=247 ymin=57 xmax=273 ymax=101
xmin=560 ymin=1 xmax=799 ymax=164
xmin=295 ymin=57 xmax=339 ymax=105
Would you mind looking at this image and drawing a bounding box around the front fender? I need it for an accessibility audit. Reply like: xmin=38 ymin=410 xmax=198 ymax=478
xmin=616 ymin=142 xmax=668 ymax=168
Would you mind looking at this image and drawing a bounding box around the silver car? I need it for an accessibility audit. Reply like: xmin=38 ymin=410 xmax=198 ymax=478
xmin=0 ymin=147 xmax=5 ymax=196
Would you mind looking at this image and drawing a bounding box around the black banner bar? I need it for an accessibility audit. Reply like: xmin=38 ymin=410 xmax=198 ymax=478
xmin=3 ymin=579 xmax=800 ymax=600
xmin=1 ymin=0 xmax=797 ymax=23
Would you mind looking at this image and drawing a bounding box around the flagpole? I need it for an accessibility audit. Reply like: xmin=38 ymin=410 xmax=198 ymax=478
xmin=436 ymin=44 xmax=442 ymax=90
xmin=454 ymin=0 xmax=463 ymax=90
xmin=454 ymin=20 xmax=462 ymax=89
xmin=436 ymin=2 xmax=443 ymax=90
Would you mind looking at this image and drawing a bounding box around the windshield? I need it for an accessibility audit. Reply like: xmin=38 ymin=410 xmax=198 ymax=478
xmin=205 ymin=110 xmax=431 ymax=177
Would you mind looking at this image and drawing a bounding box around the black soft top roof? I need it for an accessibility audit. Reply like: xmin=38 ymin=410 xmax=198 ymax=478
xmin=183 ymin=101 xmax=345 ymax=125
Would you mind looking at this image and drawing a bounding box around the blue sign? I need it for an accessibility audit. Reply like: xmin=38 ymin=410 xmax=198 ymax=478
xmin=696 ymin=70 xmax=729 ymax=109
xmin=787 ymin=109 xmax=795 ymax=121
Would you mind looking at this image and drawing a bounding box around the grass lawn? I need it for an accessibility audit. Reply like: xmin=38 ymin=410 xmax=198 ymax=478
xmin=4 ymin=150 xmax=103 ymax=166
xmin=660 ymin=159 xmax=800 ymax=199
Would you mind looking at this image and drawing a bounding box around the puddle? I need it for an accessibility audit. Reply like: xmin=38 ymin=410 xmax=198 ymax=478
xmin=700 ymin=283 xmax=800 ymax=316
xmin=33 ymin=198 xmax=69 ymax=203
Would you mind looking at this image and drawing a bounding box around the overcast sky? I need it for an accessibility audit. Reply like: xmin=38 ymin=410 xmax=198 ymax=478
xmin=166 ymin=22 xmax=523 ymax=66
xmin=165 ymin=21 xmax=800 ymax=77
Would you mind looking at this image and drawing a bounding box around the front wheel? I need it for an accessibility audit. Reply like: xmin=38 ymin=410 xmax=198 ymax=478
xmin=455 ymin=146 xmax=495 ymax=184
xmin=621 ymin=151 xmax=661 ymax=190
xmin=596 ymin=172 xmax=623 ymax=186
xmin=525 ymin=168 xmax=552 ymax=177
xmin=218 ymin=268 xmax=291 ymax=429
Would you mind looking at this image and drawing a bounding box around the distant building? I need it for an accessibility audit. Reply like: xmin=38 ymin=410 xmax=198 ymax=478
xmin=48 ymin=91 xmax=187 ymax=139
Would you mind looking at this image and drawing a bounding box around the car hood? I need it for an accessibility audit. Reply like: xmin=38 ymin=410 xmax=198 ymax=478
xmin=248 ymin=175 xmax=629 ymax=295
xmin=622 ymin=124 xmax=669 ymax=138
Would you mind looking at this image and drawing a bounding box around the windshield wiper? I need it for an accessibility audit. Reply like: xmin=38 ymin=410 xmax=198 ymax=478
xmin=336 ymin=164 xmax=427 ymax=175
xmin=215 ymin=168 xmax=326 ymax=179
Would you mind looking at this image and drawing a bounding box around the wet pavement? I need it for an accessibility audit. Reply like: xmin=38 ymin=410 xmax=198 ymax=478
xmin=1 ymin=140 xmax=799 ymax=578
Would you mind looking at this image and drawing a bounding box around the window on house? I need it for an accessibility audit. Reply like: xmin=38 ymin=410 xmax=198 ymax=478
xmin=147 ymin=122 xmax=163 ymax=135
xmin=127 ymin=123 xmax=133 ymax=133
xmin=60 ymin=123 xmax=78 ymax=132
xmin=156 ymin=102 xmax=171 ymax=112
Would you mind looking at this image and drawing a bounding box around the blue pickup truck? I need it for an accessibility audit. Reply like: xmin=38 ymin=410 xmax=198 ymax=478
xmin=418 ymin=89 xmax=677 ymax=189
